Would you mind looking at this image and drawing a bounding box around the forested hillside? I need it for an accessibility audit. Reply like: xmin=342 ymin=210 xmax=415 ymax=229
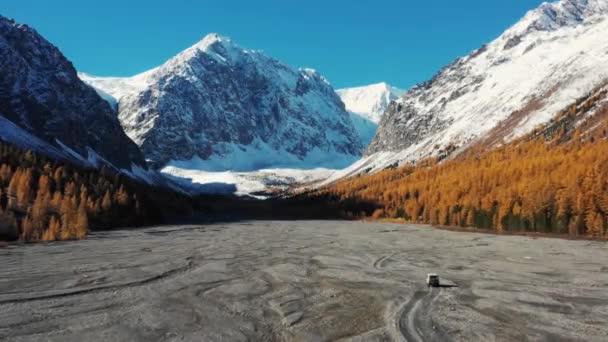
xmin=0 ymin=141 xmax=195 ymax=242
xmin=311 ymin=98 xmax=608 ymax=237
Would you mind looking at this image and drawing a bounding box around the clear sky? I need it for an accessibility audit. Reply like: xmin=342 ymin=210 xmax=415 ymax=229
xmin=3 ymin=0 xmax=546 ymax=89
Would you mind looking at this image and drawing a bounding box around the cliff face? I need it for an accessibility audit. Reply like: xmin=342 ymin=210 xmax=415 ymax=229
xmin=0 ymin=16 xmax=146 ymax=170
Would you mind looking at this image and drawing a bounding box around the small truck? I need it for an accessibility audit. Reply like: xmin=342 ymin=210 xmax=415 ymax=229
xmin=426 ymin=273 xmax=440 ymax=287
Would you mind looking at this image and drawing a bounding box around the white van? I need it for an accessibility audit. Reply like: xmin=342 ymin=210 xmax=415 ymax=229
xmin=426 ymin=273 xmax=440 ymax=287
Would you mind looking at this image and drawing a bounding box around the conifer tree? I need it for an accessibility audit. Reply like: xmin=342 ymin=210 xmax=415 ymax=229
xmin=101 ymin=190 xmax=112 ymax=212
xmin=16 ymin=169 xmax=33 ymax=208
xmin=74 ymin=201 xmax=88 ymax=239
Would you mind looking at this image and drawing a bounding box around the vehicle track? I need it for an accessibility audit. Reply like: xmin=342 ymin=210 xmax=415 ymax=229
xmin=0 ymin=257 xmax=200 ymax=305
xmin=373 ymin=253 xmax=396 ymax=270
xmin=398 ymin=287 xmax=452 ymax=342
xmin=2 ymin=221 xmax=606 ymax=341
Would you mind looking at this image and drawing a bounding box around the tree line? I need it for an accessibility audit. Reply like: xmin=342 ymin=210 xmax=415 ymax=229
xmin=0 ymin=141 xmax=195 ymax=242
xmin=310 ymin=101 xmax=608 ymax=237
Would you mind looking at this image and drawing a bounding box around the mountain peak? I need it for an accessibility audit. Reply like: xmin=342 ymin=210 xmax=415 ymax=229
xmin=508 ymin=0 xmax=608 ymax=36
xmin=337 ymin=82 xmax=405 ymax=124
xmin=169 ymin=33 xmax=246 ymax=65
xmin=367 ymin=82 xmax=395 ymax=92
xmin=196 ymin=33 xmax=235 ymax=50
xmin=87 ymin=32 xmax=362 ymax=169
xmin=1 ymin=15 xmax=28 ymax=31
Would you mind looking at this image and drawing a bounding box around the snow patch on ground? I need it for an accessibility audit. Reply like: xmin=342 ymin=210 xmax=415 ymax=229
xmin=168 ymin=140 xmax=358 ymax=172
xmin=157 ymin=140 xmax=357 ymax=196
xmin=318 ymin=152 xmax=397 ymax=187
xmin=162 ymin=166 xmax=335 ymax=198
xmin=0 ymin=116 xmax=70 ymax=162
xmin=0 ymin=115 xmax=184 ymax=192
xmin=55 ymin=139 xmax=90 ymax=165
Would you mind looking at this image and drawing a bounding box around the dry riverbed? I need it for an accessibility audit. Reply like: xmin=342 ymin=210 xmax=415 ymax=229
xmin=1 ymin=221 xmax=607 ymax=341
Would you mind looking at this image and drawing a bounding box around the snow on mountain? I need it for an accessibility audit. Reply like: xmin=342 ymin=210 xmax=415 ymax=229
xmin=0 ymin=15 xmax=147 ymax=171
xmin=336 ymin=83 xmax=404 ymax=146
xmin=345 ymin=114 xmax=377 ymax=150
xmin=0 ymin=116 xmax=76 ymax=163
xmin=337 ymin=0 xmax=608 ymax=178
xmin=81 ymin=34 xmax=363 ymax=172
xmin=337 ymin=83 xmax=405 ymax=123
xmin=162 ymin=166 xmax=335 ymax=199
xmin=77 ymin=72 xmax=149 ymax=109
xmin=337 ymin=82 xmax=405 ymax=146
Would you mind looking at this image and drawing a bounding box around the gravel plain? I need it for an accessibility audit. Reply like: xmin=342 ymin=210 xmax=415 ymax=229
xmin=1 ymin=221 xmax=607 ymax=341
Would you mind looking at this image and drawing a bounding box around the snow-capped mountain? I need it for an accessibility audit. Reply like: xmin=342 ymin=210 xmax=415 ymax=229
xmin=77 ymin=72 xmax=146 ymax=110
xmin=0 ymin=15 xmax=146 ymax=170
xmin=343 ymin=0 xmax=608 ymax=176
xmin=337 ymin=82 xmax=405 ymax=145
xmin=337 ymin=83 xmax=405 ymax=123
xmin=81 ymin=34 xmax=363 ymax=171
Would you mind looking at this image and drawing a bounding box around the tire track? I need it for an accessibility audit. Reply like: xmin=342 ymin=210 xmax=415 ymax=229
xmin=397 ymin=287 xmax=452 ymax=342
xmin=0 ymin=257 xmax=200 ymax=305
xmin=373 ymin=253 xmax=396 ymax=270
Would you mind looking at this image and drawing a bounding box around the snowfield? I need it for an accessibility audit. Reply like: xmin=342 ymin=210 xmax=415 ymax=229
xmin=2 ymin=221 xmax=607 ymax=341
xmin=337 ymin=82 xmax=405 ymax=146
xmin=162 ymin=166 xmax=335 ymax=198
xmin=337 ymin=82 xmax=405 ymax=124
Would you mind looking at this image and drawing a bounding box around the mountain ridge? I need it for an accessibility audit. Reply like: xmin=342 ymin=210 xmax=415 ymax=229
xmin=0 ymin=15 xmax=146 ymax=171
xmin=336 ymin=82 xmax=405 ymax=124
xmin=82 ymin=33 xmax=363 ymax=171
xmin=354 ymin=0 xmax=608 ymax=173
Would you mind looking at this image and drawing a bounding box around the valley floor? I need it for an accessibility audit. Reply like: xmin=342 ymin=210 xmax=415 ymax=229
xmin=1 ymin=221 xmax=607 ymax=341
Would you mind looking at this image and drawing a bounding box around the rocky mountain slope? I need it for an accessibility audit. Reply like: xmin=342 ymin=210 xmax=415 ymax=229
xmin=82 ymin=34 xmax=363 ymax=171
xmin=0 ymin=15 xmax=146 ymax=170
xmin=337 ymin=0 xmax=608 ymax=177
xmin=337 ymin=82 xmax=404 ymax=145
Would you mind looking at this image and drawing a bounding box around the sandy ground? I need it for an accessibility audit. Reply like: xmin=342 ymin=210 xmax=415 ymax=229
xmin=1 ymin=221 xmax=607 ymax=342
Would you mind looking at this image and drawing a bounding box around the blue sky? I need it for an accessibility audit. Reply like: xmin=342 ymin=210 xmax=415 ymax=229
xmin=3 ymin=0 xmax=545 ymax=89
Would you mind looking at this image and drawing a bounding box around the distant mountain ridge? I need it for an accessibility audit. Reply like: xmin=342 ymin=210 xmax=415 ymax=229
xmin=337 ymin=82 xmax=405 ymax=124
xmin=81 ymin=34 xmax=363 ymax=171
xmin=337 ymin=83 xmax=405 ymax=145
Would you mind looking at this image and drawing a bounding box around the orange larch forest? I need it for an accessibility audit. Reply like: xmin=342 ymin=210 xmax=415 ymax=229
xmin=0 ymin=141 xmax=195 ymax=242
xmin=310 ymin=97 xmax=608 ymax=237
